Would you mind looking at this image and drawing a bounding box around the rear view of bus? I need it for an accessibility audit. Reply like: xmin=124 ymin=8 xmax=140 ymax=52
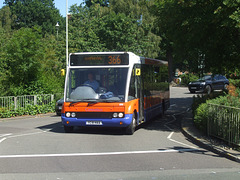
xmin=61 ymin=52 xmax=169 ymax=134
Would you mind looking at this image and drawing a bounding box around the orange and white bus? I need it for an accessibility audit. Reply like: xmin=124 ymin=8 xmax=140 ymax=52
xmin=61 ymin=52 xmax=169 ymax=134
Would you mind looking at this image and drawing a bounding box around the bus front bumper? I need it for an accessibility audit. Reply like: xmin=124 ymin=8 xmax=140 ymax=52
xmin=61 ymin=114 xmax=133 ymax=128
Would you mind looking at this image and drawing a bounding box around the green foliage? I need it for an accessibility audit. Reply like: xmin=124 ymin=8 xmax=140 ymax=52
xmin=0 ymin=6 xmax=15 ymax=32
xmin=194 ymin=103 xmax=209 ymax=133
xmin=85 ymin=0 xmax=109 ymax=7
xmin=0 ymin=102 xmax=55 ymax=118
xmin=193 ymin=90 xmax=240 ymax=133
xmin=4 ymin=0 xmax=63 ymax=35
xmin=0 ymin=26 xmax=64 ymax=96
xmin=68 ymin=4 xmax=106 ymax=53
xmin=179 ymin=73 xmax=198 ymax=86
xmin=154 ymin=0 xmax=240 ymax=74
xmin=144 ymin=82 xmax=169 ymax=92
xmin=209 ymin=95 xmax=240 ymax=108
xmin=69 ymin=0 xmax=161 ymax=58
xmin=192 ymin=91 xmax=225 ymax=115
xmin=229 ymin=79 xmax=240 ymax=88
xmin=5 ymin=28 xmax=43 ymax=85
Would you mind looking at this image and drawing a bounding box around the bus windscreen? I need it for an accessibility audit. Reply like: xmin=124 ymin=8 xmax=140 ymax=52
xmin=70 ymin=54 xmax=129 ymax=66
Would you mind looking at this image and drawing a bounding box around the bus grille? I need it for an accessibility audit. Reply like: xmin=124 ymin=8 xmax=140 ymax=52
xmin=75 ymin=112 xmax=113 ymax=119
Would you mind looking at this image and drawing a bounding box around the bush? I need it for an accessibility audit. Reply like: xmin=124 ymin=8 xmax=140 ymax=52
xmin=0 ymin=102 xmax=55 ymax=118
xmin=229 ymin=79 xmax=240 ymax=89
xmin=209 ymin=95 xmax=240 ymax=108
xmin=179 ymin=73 xmax=198 ymax=86
xmin=192 ymin=91 xmax=226 ymax=114
xmin=194 ymin=103 xmax=209 ymax=133
xmin=193 ymin=92 xmax=240 ymax=133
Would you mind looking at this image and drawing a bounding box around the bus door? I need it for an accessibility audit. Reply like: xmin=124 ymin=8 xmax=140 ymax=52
xmin=135 ymin=65 xmax=144 ymax=123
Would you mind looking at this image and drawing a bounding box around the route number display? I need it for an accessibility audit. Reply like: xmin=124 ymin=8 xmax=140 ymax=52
xmin=70 ymin=53 xmax=129 ymax=66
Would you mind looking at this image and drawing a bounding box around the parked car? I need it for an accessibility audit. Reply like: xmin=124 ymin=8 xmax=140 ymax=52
xmin=188 ymin=75 xmax=229 ymax=94
xmin=55 ymin=98 xmax=64 ymax=116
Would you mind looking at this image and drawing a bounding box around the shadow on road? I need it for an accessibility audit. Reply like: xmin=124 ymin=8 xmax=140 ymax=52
xmin=158 ymin=146 xmax=222 ymax=158
xmin=37 ymin=121 xmax=128 ymax=135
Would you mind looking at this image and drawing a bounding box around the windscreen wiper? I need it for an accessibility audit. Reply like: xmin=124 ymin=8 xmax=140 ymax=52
xmin=99 ymin=99 xmax=121 ymax=103
xmin=69 ymin=99 xmax=98 ymax=106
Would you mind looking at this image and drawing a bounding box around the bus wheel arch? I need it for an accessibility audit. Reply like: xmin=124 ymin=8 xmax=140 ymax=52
xmin=125 ymin=110 xmax=137 ymax=135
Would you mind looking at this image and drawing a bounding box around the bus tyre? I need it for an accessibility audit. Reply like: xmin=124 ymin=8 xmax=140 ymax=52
xmin=64 ymin=125 xmax=74 ymax=133
xmin=125 ymin=113 xmax=136 ymax=135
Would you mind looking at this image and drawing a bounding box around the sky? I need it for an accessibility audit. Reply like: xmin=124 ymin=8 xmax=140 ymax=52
xmin=0 ymin=0 xmax=85 ymax=16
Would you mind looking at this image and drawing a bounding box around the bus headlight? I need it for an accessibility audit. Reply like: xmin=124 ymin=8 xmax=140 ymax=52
xmin=113 ymin=113 xmax=118 ymax=118
xmin=71 ymin=112 xmax=76 ymax=117
xmin=66 ymin=112 xmax=71 ymax=117
xmin=66 ymin=112 xmax=76 ymax=118
xmin=113 ymin=112 xmax=124 ymax=118
xmin=118 ymin=113 xmax=124 ymax=118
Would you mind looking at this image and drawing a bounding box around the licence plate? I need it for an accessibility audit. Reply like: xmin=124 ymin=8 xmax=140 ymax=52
xmin=86 ymin=121 xmax=103 ymax=125
xmin=191 ymin=87 xmax=197 ymax=89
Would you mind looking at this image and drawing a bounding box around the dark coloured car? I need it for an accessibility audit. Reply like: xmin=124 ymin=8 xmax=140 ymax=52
xmin=188 ymin=75 xmax=229 ymax=94
xmin=55 ymin=98 xmax=64 ymax=116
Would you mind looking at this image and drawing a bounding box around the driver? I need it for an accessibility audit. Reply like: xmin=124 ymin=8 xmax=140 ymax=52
xmin=84 ymin=72 xmax=99 ymax=91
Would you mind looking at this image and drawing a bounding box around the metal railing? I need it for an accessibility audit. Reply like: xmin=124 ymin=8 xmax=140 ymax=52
xmin=207 ymin=103 xmax=240 ymax=146
xmin=0 ymin=93 xmax=63 ymax=112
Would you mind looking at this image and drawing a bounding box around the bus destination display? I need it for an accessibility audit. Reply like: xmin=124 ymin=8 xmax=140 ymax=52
xmin=70 ymin=54 xmax=129 ymax=66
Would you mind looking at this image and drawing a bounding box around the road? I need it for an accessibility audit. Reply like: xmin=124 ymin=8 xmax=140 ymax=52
xmin=0 ymin=87 xmax=239 ymax=180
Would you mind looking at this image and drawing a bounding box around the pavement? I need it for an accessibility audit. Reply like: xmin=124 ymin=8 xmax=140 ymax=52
xmin=181 ymin=109 xmax=240 ymax=163
xmin=0 ymin=113 xmax=56 ymax=122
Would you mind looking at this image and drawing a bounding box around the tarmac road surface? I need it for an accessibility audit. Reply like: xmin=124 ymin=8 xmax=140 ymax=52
xmin=0 ymin=87 xmax=239 ymax=180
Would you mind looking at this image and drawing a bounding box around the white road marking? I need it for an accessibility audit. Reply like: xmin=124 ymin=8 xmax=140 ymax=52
xmin=165 ymin=108 xmax=198 ymax=149
xmin=0 ymin=134 xmax=12 ymax=144
xmin=0 ymin=137 xmax=6 ymax=143
xmin=167 ymin=132 xmax=174 ymax=139
xmin=0 ymin=133 xmax=12 ymax=138
xmin=0 ymin=131 xmax=46 ymax=144
xmin=0 ymin=148 xmax=200 ymax=159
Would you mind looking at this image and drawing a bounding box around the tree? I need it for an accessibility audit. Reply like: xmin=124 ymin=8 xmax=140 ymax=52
xmin=154 ymin=0 xmax=240 ymax=75
xmin=4 ymin=0 xmax=63 ymax=35
xmin=0 ymin=5 xmax=15 ymax=33
xmin=109 ymin=0 xmax=161 ymax=58
xmin=69 ymin=0 xmax=161 ymax=58
xmin=68 ymin=4 xmax=107 ymax=53
xmin=1 ymin=27 xmax=64 ymax=95
xmin=85 ymin=0 xmax=109 ymax=7
xmin=0 ymin=27 xmax=9 ymax=95
xmin=2 ymin=27 xmax=43 ymax=95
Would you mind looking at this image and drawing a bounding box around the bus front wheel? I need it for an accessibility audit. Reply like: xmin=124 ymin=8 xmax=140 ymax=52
xmin=125 ymin=113 xmax=136 ymax=135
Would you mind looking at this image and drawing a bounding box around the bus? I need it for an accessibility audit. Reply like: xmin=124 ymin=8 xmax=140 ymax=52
xmin=61 ymin=52 xmax=170 ymax=134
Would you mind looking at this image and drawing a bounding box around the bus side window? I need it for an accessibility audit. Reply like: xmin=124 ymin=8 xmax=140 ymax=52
xmin=128 ymin=67 xmax=136 ymax=100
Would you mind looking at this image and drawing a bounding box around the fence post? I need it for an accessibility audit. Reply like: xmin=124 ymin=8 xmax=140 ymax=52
xmin=207 ymin=104 xmax=210 ymax=137
xmin=34 ymin=95 xmax=37 ymax=105
xmin=51 ymin=94 xmax=54 ymax=102
xmin=14 ymin=97 xmax=17 ymax=110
